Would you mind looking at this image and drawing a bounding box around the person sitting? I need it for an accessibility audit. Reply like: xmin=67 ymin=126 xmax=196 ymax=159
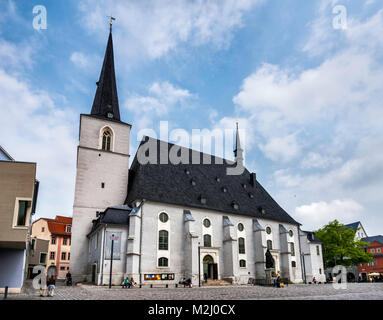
xmin=185 ymin=278 xmax=192 ymax=288
xmin=122 ymin=277 xmax=131 ymax=289
xmin=312 ymin=277 xmax=317 ymax=284
xmin=130 ymin=277 xmax=136 ymax=287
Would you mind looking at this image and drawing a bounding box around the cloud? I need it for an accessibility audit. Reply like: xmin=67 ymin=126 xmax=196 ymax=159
xmin=70 ymin=52 xmax=89 ymax=68
xmin=0 ymin=68 xmax=77 ymax=219
xmin=259 ymin=134 xmax=301 ymax=163
xmin=0 ymin=40 xmax=33 ymax=70
xmin=78 ymin=0 xmax=264 ymax=60
xmin=294 ymin=199 xmax=364 ymax=230
xmin=301 ymin=152 xmax=342 ymax=170
xmin=124 ymin=81 xmax=194 ymax=132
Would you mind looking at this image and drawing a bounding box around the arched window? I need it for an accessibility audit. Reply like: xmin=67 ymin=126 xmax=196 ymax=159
xmin=238 ymin=237 xmax=245 ymax=254
xmin=203 ymin=234 xmax=212 ymax=247
xmin=158 ymin=257 xmax=168 ymax=267
xmin=239 ymin=260 xmax=246 ymax=268
xmin=290 ymin=242 xmax=295 ymax=256
xmin=101 ymin=128 xmax=113 ymax=151
xmin=267 ymin=240 xmax=273 ymax=250
xmin=158 ymin=230 xmax=168 ymax=250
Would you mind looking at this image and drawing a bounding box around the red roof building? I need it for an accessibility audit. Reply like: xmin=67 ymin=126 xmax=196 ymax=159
xmin=358 ymin=236 xmax=383 ymax=281
xmin=31 ymin=216 xmax=72 ymax=279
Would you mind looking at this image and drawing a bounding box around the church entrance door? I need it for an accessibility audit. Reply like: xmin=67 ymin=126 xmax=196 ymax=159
xmin=91 ymin=264 xmax=97 ymax=283
xmin=203 ymin=255 xmax=216 ymax=280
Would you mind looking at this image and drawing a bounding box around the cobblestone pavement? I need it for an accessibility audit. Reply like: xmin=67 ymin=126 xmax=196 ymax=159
xmin=7 ymin=282 xmax=383 ymax=300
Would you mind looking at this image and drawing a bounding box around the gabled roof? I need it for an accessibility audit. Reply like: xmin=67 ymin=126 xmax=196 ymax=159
xmin=90 ymin=30 xmax=120 ymax=121
xmin=345 ymin=221 xmax=361 ymax=232
xmin=88 ymin=205 xmax=132 ymax=236
xmin=0 ymin=145 xmax=14 ymax=161
xmin=33 ymin=215 xmax=72 ymax=236
xmin=125 ymin=137 xmax=299 ymax=225
xmin=361 ymin=235 xmax=383 ymax=246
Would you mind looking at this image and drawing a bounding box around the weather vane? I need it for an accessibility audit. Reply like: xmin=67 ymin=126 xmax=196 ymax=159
xmin=108 ymin=16 xmax=116 ymax=32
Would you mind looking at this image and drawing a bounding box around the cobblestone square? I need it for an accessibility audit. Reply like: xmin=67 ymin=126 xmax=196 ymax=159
xmin=8 ymin=282 xmax=383 ymax=300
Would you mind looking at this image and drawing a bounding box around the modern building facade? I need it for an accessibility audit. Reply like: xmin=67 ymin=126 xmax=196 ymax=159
xmin=70 ymin=27 xmax=323 ymax=286
xmin=31 ymin=216 xmax=72 ymax=279
xmin=26 ymin=238 xmax=49 ymax=279
xmin=0 ymin=147 xmax=39 ymax=293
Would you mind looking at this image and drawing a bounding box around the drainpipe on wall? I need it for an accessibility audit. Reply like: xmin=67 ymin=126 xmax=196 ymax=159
xmin=298 ymin=226 xmax=307 ymax=284
xmin=100 ymin=225 xmax=107 ymax=285
xmin=138 ymin=200 xmax=146 ymax=285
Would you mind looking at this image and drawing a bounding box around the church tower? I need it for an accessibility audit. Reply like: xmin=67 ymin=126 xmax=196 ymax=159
xmin=70 ymin=25 xmax=131 ymax=282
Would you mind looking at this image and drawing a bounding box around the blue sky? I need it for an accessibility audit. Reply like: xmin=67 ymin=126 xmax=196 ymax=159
xmin=1 ymin=0 xmax=383 ymax=235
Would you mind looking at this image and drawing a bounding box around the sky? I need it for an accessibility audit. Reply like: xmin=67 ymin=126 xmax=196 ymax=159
xmin=1 ymin=0 xmax=383 ymax=235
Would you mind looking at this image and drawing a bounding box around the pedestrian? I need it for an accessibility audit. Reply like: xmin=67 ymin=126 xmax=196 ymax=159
xmin=47 ymin=276 xmax=56 ymax=297
xmin=276 ymin=272 xmax=281 ymax=288
xmin=130 ymin=277 xmax=136 ymax=287
xmin=66 ymin=271 xmax=72 ymax=286
xmin=312 ymin=276 xmax=317 ymax=284
xmin=39 ymin=276 xmax=47 ymax=297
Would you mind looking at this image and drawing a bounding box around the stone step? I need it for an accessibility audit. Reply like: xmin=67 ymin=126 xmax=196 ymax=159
xmin=202 ymin=279 xmax=232 ymax=286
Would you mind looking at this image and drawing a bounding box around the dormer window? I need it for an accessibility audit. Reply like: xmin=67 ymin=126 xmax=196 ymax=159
xmin=199 ymin=195 xmax=207 ymax=205
xmin=66 ymin=225 xmax=71 ymax=233
xmin=231 ymin=201 xmax=239 ymax=210
xmin=101 ymin=127 xmax=113 ymax=151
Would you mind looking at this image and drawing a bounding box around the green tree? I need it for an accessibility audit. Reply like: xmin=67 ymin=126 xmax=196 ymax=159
xmin=315 ymin=220 xmax=373 ymax=269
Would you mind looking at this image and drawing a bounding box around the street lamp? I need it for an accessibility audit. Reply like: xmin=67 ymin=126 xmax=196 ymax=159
xmin=109 ymin=234 xmax=119 ymax=289
xmin=198 ymin=242 xmax=201 ymax=287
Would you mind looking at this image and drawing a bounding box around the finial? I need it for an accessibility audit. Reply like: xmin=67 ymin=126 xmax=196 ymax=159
xmin=108 ymin=16 xmax=116 ymax=32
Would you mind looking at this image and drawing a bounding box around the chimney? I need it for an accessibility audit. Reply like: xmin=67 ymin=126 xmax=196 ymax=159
xmin=250 ymin=172 xmax=256 ymax=187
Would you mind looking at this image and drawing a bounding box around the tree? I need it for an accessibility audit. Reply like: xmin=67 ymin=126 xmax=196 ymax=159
xmin=315 ymin=220 xmax=373 ymax=269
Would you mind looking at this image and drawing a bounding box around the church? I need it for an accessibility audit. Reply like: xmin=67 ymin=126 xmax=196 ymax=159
xmin=70 ymin=26 xmax=324 ymax=286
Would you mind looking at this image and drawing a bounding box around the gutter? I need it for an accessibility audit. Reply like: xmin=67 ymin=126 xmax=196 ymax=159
xmin=138 ymin=199 xmax=146 ymax=285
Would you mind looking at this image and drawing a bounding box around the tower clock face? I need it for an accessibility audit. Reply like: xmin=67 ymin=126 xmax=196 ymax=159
xmin=107 ymin=112 xmax=113 ymax=119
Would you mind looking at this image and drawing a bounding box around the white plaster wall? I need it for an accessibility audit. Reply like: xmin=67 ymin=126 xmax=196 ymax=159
xmin=134 ymin=201 xmax=303 ymax=285
xmin=70 ymin=115 xmax=130 ymax=282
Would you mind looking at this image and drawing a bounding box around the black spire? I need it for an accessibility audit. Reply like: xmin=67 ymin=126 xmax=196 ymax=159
xmin=90 ymin=27 xmax=120 ymax=121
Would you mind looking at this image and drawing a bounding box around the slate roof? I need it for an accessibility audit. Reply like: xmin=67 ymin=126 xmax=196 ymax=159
xmin=302 ymin=230 xmax=321 ymax=243
xmin=90 ymin=30 xmax=121 ymax=121
xmin=88 ymin=206 xmax=132 ymax=236
xmin=125 ymin=136 xmax=300 ymax=225
xmin=361 ymin=235 xmax=383 ymax=246
xmin=345 ymin=221 xmax=361 ymax=232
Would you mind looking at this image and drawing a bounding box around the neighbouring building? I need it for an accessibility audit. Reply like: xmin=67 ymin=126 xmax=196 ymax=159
xmin=299 ymin=231 xmax=326 ymax=283
xmin=0 ymin=146 xmax=39 ymax=293
xmin=359 ymin=235 xmax=383 ymax=281
xmin=31 ymin=216 xmax=72 ymax=279
xmin=26 ymin=238 xmax=49 ymax=279
xmin=324 ymin=221 xmax=370 ymax=282
xmin=345 ymin=221 xmax=368 ymax=241
xmin=70 ymin=27 xmax=323 ymax=286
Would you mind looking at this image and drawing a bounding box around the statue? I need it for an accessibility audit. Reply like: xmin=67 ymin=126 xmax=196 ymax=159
xmin=265 ymin=249 xmax=275 ymax=269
